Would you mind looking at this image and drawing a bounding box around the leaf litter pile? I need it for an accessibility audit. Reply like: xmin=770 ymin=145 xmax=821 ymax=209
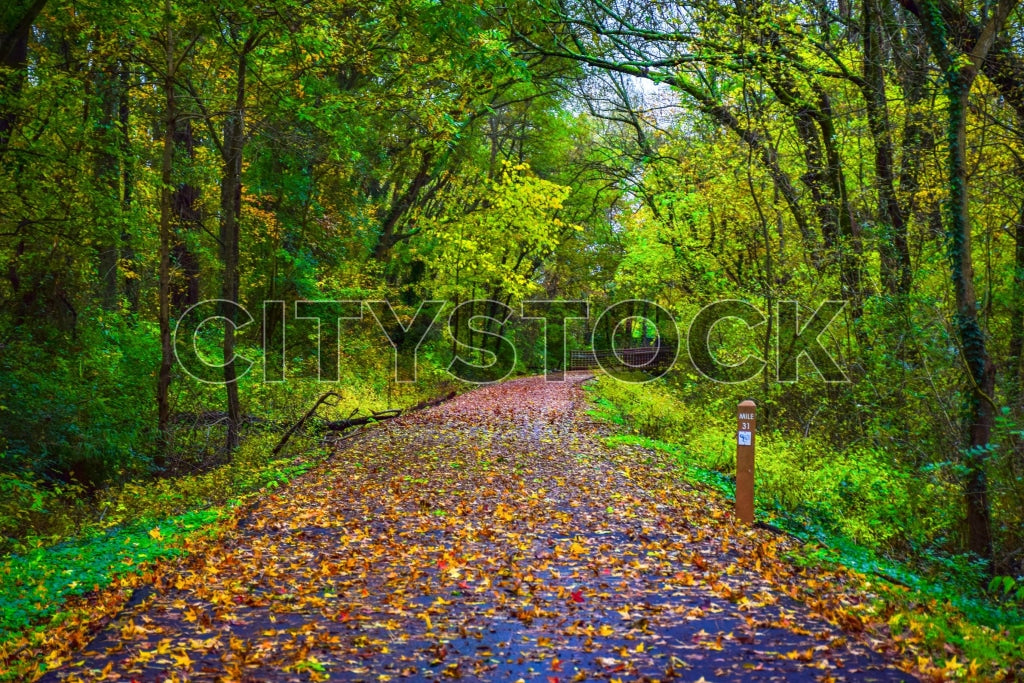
xmin=34 ymin=374 xmax=919 ymax=681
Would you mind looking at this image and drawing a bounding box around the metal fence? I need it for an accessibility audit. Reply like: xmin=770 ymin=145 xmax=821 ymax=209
xmin=568 ymin=344 xmax=674 ymax=371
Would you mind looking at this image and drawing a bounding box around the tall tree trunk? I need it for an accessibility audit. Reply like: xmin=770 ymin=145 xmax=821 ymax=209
xmin=119 ymin=57 xmax=139 ymax=313
xmin=219 ymin=40 xmax=249 ymax=455
xmin=93 ymin=53 xmax=121 ymax=310
xmin=914 ymin=0 xmax=1017 ymax=564
xmin=171 ymin=118 xmax=201 ymax=312
xmin=946 ymin=68 xmax=995 ymax=562
xmin=1009 ymin=191 xmax=1024 ymax=409
xmin=157 ymin=0 xmax=177 ymax=468
xmin=863 ymin=0 xmax=912 ymax=298
xmin=1008 ymin=176 xmax=1024 ymax=485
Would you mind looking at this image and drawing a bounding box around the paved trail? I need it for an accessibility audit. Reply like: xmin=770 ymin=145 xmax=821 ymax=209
xmin=42 ymin=375 xmax=915 ymax=681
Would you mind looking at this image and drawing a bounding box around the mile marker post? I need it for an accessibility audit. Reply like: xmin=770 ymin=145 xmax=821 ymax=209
xmin=736 ymin=400 xmax=756 ymax=525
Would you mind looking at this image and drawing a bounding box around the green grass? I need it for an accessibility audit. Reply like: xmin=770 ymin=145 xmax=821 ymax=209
xmin=0 ymin=507 xmax=223 ymax=639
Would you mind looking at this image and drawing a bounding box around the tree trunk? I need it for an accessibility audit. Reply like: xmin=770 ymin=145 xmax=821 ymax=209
xmin=156 ymin=0 xmax=177 ymax=468
xmin=913 ymin=0 xmax=1017 ymax=564
xmin=93 ymin=53 xmax=121 ymax=310
xmin=0 ymin=0 xmax=47 ymax=162
xmin=863 ymin=0 xmax=911 ymax=298
xmin=119 ymin=57 xmax=140 ymax=313
xmin=1008 ymin=193 xmax=1024 ymax=408
xmin=1008 ymin=176 xmax=1024 ymax=487
xmin=219 ymin=41 xmax=249 ymax=454
xmin=947 ymin=70 xmax=995 ymax=562
xmin=171 ymin=118 xmax=201 ymax=312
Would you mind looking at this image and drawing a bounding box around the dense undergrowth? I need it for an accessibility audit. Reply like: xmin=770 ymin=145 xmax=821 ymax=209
xmin=585 ymin=373 xmax=1024 ymax=675
xmin=0 ymin=311 xmax=460 ymax=558
xmin=0 ymin=313 xmax=463 ymax=657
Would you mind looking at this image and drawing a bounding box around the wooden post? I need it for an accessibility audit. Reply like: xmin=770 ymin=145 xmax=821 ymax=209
xmin=736 ymin=400 xmax=756 ymax=524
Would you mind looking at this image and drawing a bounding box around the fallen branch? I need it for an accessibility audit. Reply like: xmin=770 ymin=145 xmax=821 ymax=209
xmin=271 ymin=391 xmax=344 ymax=456
xmin=872 ymin=570 xmax=913 ymax=589
xmin=273 ymin=390 xmax=458 ymax=457
xmin=171 ymin=411 xmax=269 ymax=427
xmin=323 ymin=408 xmax=402 ymax=431
xmin=323 ymin=391 xmax=457 ymax=431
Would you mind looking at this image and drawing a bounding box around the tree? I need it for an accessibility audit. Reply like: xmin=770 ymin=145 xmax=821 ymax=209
xmin=157 ymin=0 xmax=180 ymax=463
xmin=910 ymin=0 xmax=1019 ymax=564
xmin=0 ymin=0 xmax=48 ymax=161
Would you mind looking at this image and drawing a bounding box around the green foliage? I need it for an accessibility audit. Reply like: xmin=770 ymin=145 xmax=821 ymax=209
xmin=414 ymin=162 xmax=575 ymax=302
xmin=0 ymin=312 xmax=455 ymax=554
xmin=0 ymin=313 xmax=159 ymax=476
xmin=0 ymin=507 xmax=223 ymax=638
xmin=586 ymin=375 xmax=961 ymax=575
xmin=585 ymin=374 xmax=696 ymax=442
xmin=2 ymin=0 xmax=1024 ymax=671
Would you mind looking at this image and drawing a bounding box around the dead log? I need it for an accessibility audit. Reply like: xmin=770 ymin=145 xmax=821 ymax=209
xmin=323 ymin=408 xmax=401 ymax=431
xmin=272 ymin=390 xmax=458 ymax=457
xmin=323 ymin=390 xmax=455 ymax=431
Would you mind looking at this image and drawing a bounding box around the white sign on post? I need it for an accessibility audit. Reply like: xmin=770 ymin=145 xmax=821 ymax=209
xmin=737 ymin=430 xmax=752 ymax=446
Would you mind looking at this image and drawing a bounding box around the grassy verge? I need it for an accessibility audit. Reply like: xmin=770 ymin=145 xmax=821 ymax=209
xmin=584 ymin=375 xmax=1024 ymax=679
xmin=0 ymin=431 xmax=334 ymax=680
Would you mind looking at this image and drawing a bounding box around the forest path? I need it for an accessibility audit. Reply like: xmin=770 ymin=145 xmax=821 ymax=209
xmin=43 ymin=374 xmax=915 ymax=682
